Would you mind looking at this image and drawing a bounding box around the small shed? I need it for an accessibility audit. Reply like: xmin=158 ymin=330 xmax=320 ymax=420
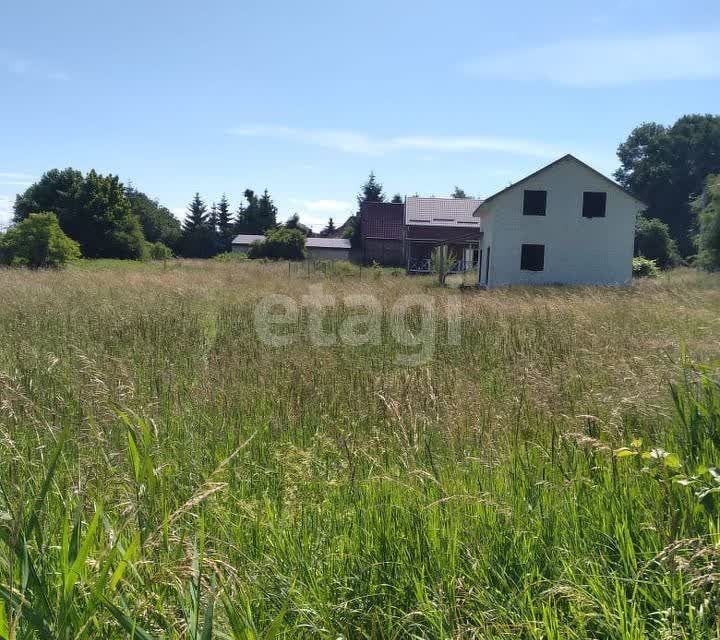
xmin=231 ymin=235 xmax=265 ymax=254
xmin=231 ymin=234 xmax=351 ymax=261
xmin=305 ymin=237 xmax=351 ymax=261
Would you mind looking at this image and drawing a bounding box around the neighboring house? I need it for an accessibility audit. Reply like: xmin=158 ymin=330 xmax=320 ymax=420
xmin=360 ymin=202 xmax=405 ymax=265
xmin=404 ymin=196 xmax=483 ymax=273
xmin=232 ymin=234 xmax=351 ymax=261
xmin=474 ymin=154 xmax=645 ymax=287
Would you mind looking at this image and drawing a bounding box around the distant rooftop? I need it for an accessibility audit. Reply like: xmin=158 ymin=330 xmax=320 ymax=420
xmin=232 ymin=234 xmax=350 ymax=249
xmin=405 ymin=196 xmax=484 ymax=227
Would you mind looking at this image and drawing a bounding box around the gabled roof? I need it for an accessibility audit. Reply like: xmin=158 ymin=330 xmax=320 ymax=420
xmin=472 ymin=154 xmax=647 ymax=217
xmin=406 ymin=196 xmax=484 ymax=227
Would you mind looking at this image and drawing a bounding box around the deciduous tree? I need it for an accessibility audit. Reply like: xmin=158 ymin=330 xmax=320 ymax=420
xmin=615 ymin=114 xmax=720 ymax=255
xmin=0 ymin=212 xmax=80 ymax=268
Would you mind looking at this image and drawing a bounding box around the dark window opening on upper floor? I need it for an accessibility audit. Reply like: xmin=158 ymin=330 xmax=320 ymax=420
xmin=582 ymin=191 xmax=606 ymax=218
xmin=523 ymin=190 xmax=547 ymax=216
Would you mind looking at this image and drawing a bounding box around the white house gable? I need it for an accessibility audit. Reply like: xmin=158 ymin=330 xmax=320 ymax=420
xmin=476 ymin=155 xmax=644 ymax=287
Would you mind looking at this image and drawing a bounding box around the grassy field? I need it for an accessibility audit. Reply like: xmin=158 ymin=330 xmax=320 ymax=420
xmin=1 ymin=260 xmax=720 ymax=639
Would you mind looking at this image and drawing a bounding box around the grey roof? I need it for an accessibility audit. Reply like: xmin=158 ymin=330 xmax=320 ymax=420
xmin=232 ymin=234 xmax=265 ymax=245
xmin=231 ymin=234 xmax=350 ymax=249
xmin=306 ymin=237 xmax=351 ymax=249
xmin=472 ymin=154 xmax=647 ymax=217
xmin=405 ymin=196 xmax=484 ymax=227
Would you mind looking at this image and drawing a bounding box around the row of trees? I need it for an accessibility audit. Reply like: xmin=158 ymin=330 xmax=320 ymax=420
xmin=10 ymin=168 xmax=294 ymax=260
xmin=6 ymin=114 xmax=720 ymax=269
xmin=616 ymin=113 xmax=720 ymax=269
xmin=180 ymin=190 xmax=279 ymax=258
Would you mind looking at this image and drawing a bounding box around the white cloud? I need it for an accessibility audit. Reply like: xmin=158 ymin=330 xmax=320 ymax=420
xmin=285 ymin=198 xmax=354 ymax=230
xmin=0 ymin=172 xmax=35 ymax=187
xmin=228 ymin=125 xmax=559 ymax=158
xmin=463 ymin=31 xmax=720 ymax=87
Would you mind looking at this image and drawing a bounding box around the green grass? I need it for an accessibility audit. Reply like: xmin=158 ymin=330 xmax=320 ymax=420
xmin=1 ymin=261 xmax=720 ymax=638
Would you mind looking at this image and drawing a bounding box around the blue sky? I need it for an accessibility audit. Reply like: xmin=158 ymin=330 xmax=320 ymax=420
xmin=1 ymin=0 xmax=719 ymax=231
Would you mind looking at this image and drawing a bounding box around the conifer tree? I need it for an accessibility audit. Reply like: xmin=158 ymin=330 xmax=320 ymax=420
xmin=217 ymin=193 xmax=233 ymax=251
xmin=183 ymin=193 xmax=208 ymax=233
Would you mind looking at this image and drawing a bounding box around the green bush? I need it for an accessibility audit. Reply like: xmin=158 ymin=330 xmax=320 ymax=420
xmin=632 ymin=255 xmax=659 ymax=278
xmin=635 ymin=216 xmax=680 ymax=268
xmin=148 ymin=241 xmax=173 ymax=260
xmin=212 ymin=251 xmax=248 ymax=263
xmin=247 ymin=228 xmax=306 ymax=260
xmin=0 ymin=212 xmax=81 ymax=268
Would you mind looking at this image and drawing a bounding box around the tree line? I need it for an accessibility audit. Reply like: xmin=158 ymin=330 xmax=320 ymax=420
xmin=6 ymin=168 xmax=312 ymax=262
xmin=3 ymin=113 xmax=720 ymax=270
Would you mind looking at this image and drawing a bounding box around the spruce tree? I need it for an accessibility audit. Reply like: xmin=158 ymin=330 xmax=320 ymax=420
xmin=209 ymin=202 xmax=218 ymax=233
xmin=321 ymin=218 xmax=336 ymax=237
xmin=357 ymin=172 xmax=385 ymax=208
xmin=183 ymin=193 xmax=208 ymax=233
xmin=352 ymin=172 xmax=386 ymax=248
xmin=181 ymin=193 xmax=218 ymax=258
xmin=258 ymin=189 xmax=278 ymax=232
xmin=217 ymin=193 xmax=233 ymax=251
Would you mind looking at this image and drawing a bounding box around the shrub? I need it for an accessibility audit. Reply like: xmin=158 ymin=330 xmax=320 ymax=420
xmin=0 ymin=212 xmax=81 ymax=268
xmin=212 ymin=251 xmax=247 ymax=263
xmin=148 ymin=241 xmax=173 ymax=260
xmin=635 ymin=216 xmax=680 ymax=269
xmin=247 ymin=228 xmax=306 ymax=260
xmin=632 ymin=256 xmax=659 ymax=278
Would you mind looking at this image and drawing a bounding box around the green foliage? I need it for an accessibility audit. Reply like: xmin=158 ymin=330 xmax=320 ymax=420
xmin=615 ymin=114 xmax=720 ymax=255
xmin=356 ymin=171 xmax=385 ymax=208
xmin=247 ymin=227 xmax=305 ymax=260
xmin=125 ymin=186 xmax=182 ymax=252
xmin=1 ymin=265 xmax=720 ymax=637
xmin=235 ymin=189 xmax=277 ymax=235
xmin=635 ymin=216 xmax=680 ymax=268
xmin=181 ymin=194 xmax=219 ymax=258
xmin=430 ymin=245 xmax=458 ymax=286
xmin=216 ymin=194 xmax=234 ymax=253
xmin=0 ymin=212 xmax=81 ymax=268
xmin=285 ymin=212 xmax=301 ymax=230
xmin=14 ymin=168 xmax=146 ymax=259
xmin=147 ymin=242 xmax=173 ymax=260
xmin=183 ymin=193 xmax=208 ymax=233
xmin=451 ymin=186 xmax=469 ymax=198
xmin=211 ymin=251 xmax=247 ymax=263
xmin=632 ymin=255 xmax=659 ymax=278
xmin=694 ymin=175 xmax=720 ymax=271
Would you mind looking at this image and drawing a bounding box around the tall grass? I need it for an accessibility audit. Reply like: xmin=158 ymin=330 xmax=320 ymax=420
xmin=0 ymin=261 xmax=719 ymax=638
